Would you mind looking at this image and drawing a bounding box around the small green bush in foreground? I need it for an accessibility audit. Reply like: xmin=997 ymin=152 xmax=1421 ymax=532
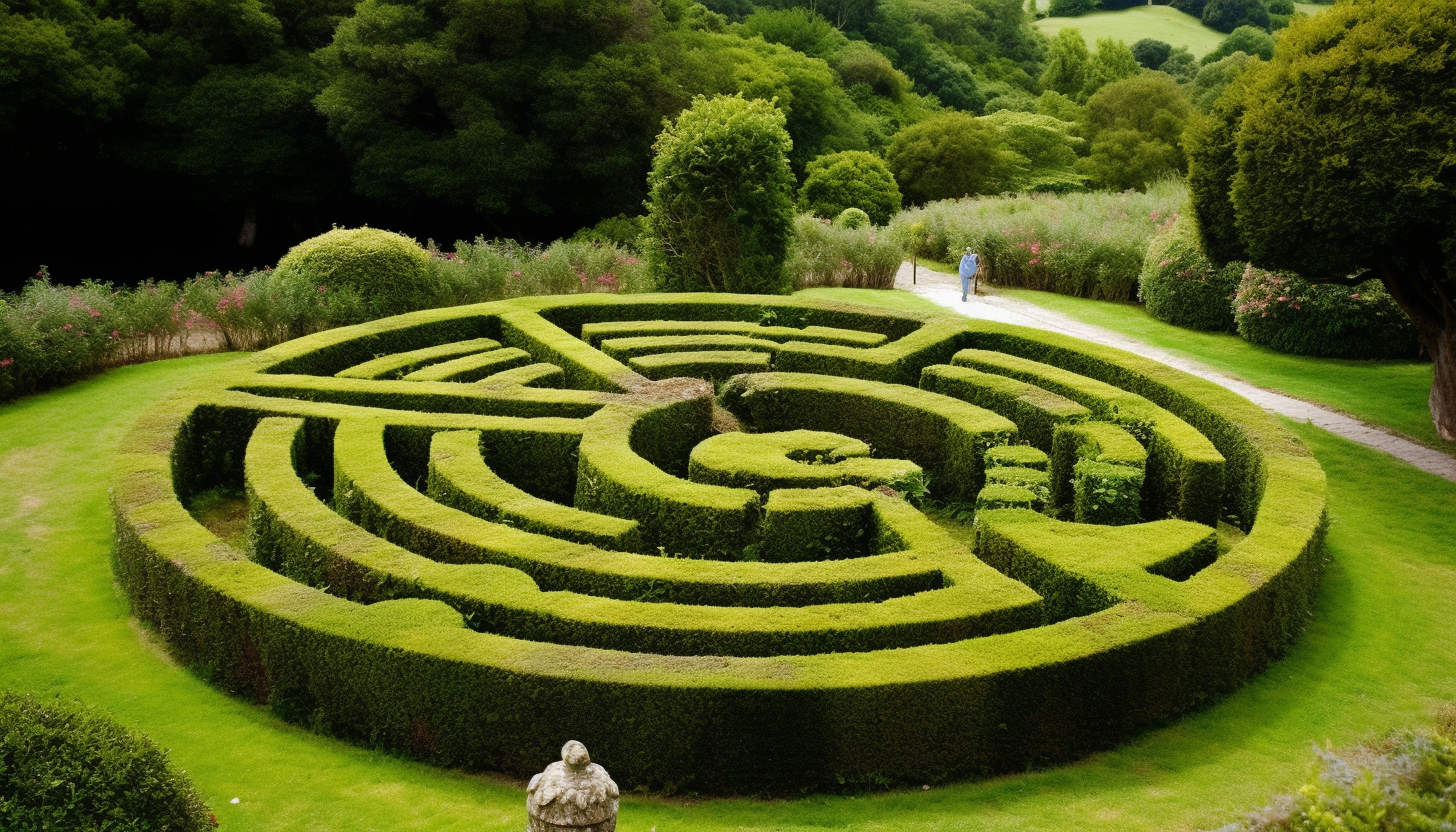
xmin=1221 ymin=707 xmax=1456 ymax=831
xmin=0 ymin=691 xmax=214 ymax=831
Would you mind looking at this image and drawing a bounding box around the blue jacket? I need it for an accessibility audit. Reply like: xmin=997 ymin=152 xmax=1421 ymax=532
xmin=959 ymin=253 xmax=980 ymax=279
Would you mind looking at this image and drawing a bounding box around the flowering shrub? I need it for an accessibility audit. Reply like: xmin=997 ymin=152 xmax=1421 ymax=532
xmin=786 ymin=215 xmax=905 ymax=290
xmin=888 ymin=180 xmax=1184 ymax=301
xmin=0 ymin=239 xmax=648 ymax=403
xmin=1233 ymin=267 xmax=1419 ymax=360
xmin=1138 ymin=213 xmax=1241 ymax=331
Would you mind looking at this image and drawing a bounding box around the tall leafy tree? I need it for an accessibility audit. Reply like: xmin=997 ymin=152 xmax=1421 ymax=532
xmin=1039 ymin=29 xmax=1089 ymax=99
xmin=644 ymin=95 xmax=797 ymax=293
xmin=1078 ymin=72 xmax=1192 ymax=190
xmin=885 ymin=112 xmax=1013 ymax=204
xmin=1187 ymin=0 xmax=1456 ymax=438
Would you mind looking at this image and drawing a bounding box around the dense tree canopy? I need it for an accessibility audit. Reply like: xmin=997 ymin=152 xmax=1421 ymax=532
xmin=798 ymin=150 xmax=903 ymax=224
xmin=1187 ymin=0 xmax=1456 ymax=438
xmin=1079 ymin=73 xmax=1191 ymax=191
xmin=885 ymin=112 xmax=1011 ymax=204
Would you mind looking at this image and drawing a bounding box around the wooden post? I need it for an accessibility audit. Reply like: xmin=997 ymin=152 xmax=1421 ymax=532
xmin=912 ymin=254 xmax=917 ymax=285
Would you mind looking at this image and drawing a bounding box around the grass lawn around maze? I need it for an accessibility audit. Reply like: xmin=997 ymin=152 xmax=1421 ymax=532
xmin=0 ymin=330 xmax=1453 ymax=830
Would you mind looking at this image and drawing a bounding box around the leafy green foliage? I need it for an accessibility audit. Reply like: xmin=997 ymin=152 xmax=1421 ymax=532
xmin=1233 ymin=269 xmax=1420 ymax=360
xmin=980 ymin=110 xmax=1087 ymax=193
xmin=1139 ymin=215 xmax=1239 ymax=331
xmin=275 ymin=227 xmax=438 ymax=319
xmin=1039 ymin=28 xmax=1091 ymax=98
xmin=644 ymin=95 xmax=796 ymax=294
xmin=742 ymin=7 xmax=848 ymax=59
xmin=1189 ymin=51 xmax=1260 ymax=111
xmin=1227 ymin=727 xmax=1456 ymax=832
xmin=788 ymin=215 xmax=904 ymax=289
xmin=1078 ymin=73 xmax=1192 ymax=190
xmin=1048 ymin=0 xmax=1096 ymax=16
xmin=1201 ymin=25 xmax=1275 ymax=64
xmin=1200 ymin=0 xmax=1269 ymax=33
xmin=798 ymin=150 xmax=903 ymax=225
xmin=834 ymin=208 xmax=872 ymax=229
xmin=886 ymin=112 xmax=1013 ymax=204
xmin=1132 ymin=38 xmax=1173 ymax=70
xmin=1159 ymin=47 xmax=1198 ymax=82
xmin=0 ymin=691 xmax=214 ymax=831
xmin=1081 ymin=37 xmax=1140 ymax=99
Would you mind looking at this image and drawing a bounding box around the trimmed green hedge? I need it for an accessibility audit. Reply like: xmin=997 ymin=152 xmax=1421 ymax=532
xmin=112 ymin=292 xmax=1327 ymax=795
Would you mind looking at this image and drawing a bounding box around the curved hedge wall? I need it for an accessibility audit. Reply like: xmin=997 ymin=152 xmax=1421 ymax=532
xmin=112 ymin=293 xmax=1326 ymax=794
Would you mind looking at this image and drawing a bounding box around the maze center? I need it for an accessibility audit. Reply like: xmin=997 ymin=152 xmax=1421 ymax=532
xmin=112 ymin=293 xmax=1328 ymax=794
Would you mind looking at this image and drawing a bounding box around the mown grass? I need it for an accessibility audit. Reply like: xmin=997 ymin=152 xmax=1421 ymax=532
xmin=0 ymin=343 xmax=1452 ymax=830
xmin=989 ymin=286 xmax=1451 ymax=456
xmin=1033 ymin=6 xmax=1228 ymax=58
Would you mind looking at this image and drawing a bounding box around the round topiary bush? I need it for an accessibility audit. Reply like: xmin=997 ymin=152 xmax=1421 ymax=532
xmin=113 ymin=294 xmax=1326 ymax=795
xmin=833 ymin=207 xmax=871 ymax=230
xmin=0 ymin=691 xmax=214 ymax=831
xmin=275 ymin=227 xmax=439 ymax=320
xmin=1139 ymin=215 xmax=1240 ymax=331
xmin=798 ymin=151 xmax=902 ymax=227
xmin=1233 ymin=267 xmax=1421 ymax=359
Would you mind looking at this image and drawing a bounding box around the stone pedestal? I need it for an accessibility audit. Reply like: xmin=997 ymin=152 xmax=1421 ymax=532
xmin=526 ymin=741 xmax=619 ymax=832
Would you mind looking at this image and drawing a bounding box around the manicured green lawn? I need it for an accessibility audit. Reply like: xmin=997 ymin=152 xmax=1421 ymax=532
xmin=1033 ymin=6 xmax=1228 ymax=58
xmin=1 ymin=351 xmax=1452 ymax=831
xmin=989 ymin=286 xmax=1451 ymax=456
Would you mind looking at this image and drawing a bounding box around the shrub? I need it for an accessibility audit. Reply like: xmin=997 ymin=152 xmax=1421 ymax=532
xmin=787 ymin=215 xmax=904 ymax=289
xmin=113 ymin=292 xmax=1327 ymax=794
xmin=1139 ymin=214 xmax=1240 ymax=331
xmin=888 ymin=180 xmax=1186 ymax=300
xmin=0 ymin=691 xmax=214 ymax=831
xmin=1201 ymin=25 xmax=1275 ymax=64
xmin=644 ymin=95 xmax=796 ymax=294
xmin=833 ymin=208 xmax=871 ymax=230
xmin=570 ymin=215 xmax=645 ymax=251
xmin=1233 ymin=267 xmax=1421 ymax=359
xmin=1048 ymin=0 xmax=1097 ymax=16
xmin=798 ymin=150 xmax=902 ymax=226
xmin=274 ymin=227 xmax=439 ymax=320
xmin=885 ymin=113 xmax=1013 ymax=206
xmin=1132 ymin=38 xmax=1173 ymax=69
xmin=1201 ymin=0 xmax=1270 ymax=33
xmin=1226 ymin=725 xmax=1456 ymax=831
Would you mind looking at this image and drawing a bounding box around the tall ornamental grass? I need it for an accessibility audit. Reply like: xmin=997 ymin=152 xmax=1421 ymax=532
xmin=0 ymin=239 xmax=647 ymax=403
xmin=787 ymin=215 xmax=904 ymax=290
xmin=889 ymin=180 xmax=1186 ymax=301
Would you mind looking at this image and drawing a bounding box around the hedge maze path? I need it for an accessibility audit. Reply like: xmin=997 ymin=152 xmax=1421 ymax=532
xmin=113 ymin=294 xmax=1328 ymax=794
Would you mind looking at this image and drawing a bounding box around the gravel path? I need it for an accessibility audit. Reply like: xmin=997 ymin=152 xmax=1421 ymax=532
xmin=896 ymin=261 xmax=1456 ymax=483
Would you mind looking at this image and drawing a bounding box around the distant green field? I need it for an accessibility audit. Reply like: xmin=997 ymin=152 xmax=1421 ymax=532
xmin=1034 ymin=6 xmax=1228 ymax=58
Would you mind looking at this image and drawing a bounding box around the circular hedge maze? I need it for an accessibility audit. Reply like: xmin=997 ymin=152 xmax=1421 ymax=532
xmin=112 ymin=294 xmax=1327 ymax=794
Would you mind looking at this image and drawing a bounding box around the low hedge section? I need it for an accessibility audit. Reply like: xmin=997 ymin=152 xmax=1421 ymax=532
xmin=112 ymin=292 xmax=1327 ymax=794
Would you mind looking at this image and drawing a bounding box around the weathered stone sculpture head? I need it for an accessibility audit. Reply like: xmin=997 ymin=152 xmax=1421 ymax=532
xmin=526 ymin=741 xmax=619 ymax=832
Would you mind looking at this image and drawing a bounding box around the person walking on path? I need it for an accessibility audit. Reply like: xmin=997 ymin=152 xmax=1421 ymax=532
xmin=958 ymin=246 xmax=980 ymax=301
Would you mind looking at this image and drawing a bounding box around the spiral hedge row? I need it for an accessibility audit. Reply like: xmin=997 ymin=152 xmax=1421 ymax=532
xmin=111 ymin=293 xmax=1327 ymax=793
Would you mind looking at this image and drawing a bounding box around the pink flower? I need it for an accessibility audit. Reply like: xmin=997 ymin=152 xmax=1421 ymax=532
xmin=1350 ymin=293 xmax=1361 ymax=299
xmin=0 ymin=358 xmax=11 ymax=368
xmin=513 ymin=270 xmax=523 ymax=277
xmin=89 ymin=309 xmax=101 ymax=317
xmin=62 ymin=323 xmax=72 ymax=330
xmin=1159 ymin=259 xmax=1172 ymax=267
xmin=111 ymin=330 xmax=120 ymax=338
xmin=317 ymin=286 xmax=328 ymax=292
xmin=625 ymin=257 xmax=640 ymax=266
xmin=1277 ymin=296 xmax=1288 ymax=302
xmin=205 ymin=271 xmax=215 ymax=277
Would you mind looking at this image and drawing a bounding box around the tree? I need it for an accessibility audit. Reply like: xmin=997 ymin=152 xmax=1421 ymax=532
xmin=885 ymin=112 xmax=1013 ymax=204
xmin=1186 ymin=0 xmax=1456 ymax=438
xmin=1078 ymin=72 xmax=1192 ymax=190
xmin=644 ymin=95 xmax=797 ymax=294
xmin=1189 ymin=51 xmax=1259 ymax=111
xmin=1169 ymin=0 xmax=1206 ymax=18
xmin=1081 ymin=37 xmax=1140 ymax=100
xmin=1039 ymin=28 xmax=1090 ymax=98
xmin=1048 ymin=0 xmax=1096 ymax=16
xmin=1201 ymin=25 xmax=1274 ymax=64
xmin=980 ymin=110 xmax=1087 ymax=193
xmin=798 ymin=150 xmax=903 ymax=225
xmin=1159 ymin=47 xmax=1198 ymax=82
xmin=1132 ymin=38 xmax=1173 ymax=70
xmin=742 ymin=7 xmax=848 ymax=60
xmin=1201 ymin=0 xmax=1269 ymax=33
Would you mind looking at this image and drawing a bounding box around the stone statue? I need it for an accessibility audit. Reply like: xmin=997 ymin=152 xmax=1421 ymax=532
xmin=526 ymin=741 xmax=619 ymax=832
